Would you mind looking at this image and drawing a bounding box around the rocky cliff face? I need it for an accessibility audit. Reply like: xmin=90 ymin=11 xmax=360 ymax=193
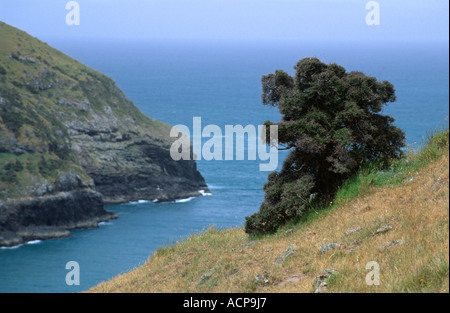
xmin=0 ymin=22 xmax=207 ymax=246
xmin=60 ymin=82 xmax=207 ymax=204
xmin=0 ymin=171 xmax=116 ymax=247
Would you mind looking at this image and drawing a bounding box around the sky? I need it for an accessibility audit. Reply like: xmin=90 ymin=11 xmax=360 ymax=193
xmin=0 ymin=0 xmax=448 ymax=43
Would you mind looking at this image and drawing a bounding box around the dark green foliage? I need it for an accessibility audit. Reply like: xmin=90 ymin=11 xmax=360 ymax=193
xmin=48 ymin=141 xmax=71 ymax=160
xmin=32 ymin=106 xmax=72 ymax=159
xmin=26 ymin=159 xmax=38 ymax=175
xmin=10 ymin=51 xmax=20 ymax=60
xmin=0 ymin=65 xmax=6 ymax=75
xmin=38 ymin=156 xmax=62 ymax=177
xmin=0 ymin=86 xmax=27 ymax=135
xmin=24 ymin=83 xmax=39 ymax=94
xmin=0 ymin=84 xmax=21 ymax=107
xmin=0 ymin=85 xmax=72 ymax=160
xmin=246 ymin=174 xmax=315 ymax=234
xmin=245 ymin=58 xmax=405 ymax=236
xmin=0 ymin=160 xmax=23 ymax=183
xmin=0 ymin=108 xmax=27 ymax=135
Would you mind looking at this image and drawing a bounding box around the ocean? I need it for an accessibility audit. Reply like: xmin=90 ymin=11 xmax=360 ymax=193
xmin=0 ymin=40 xmax=448 ymax=292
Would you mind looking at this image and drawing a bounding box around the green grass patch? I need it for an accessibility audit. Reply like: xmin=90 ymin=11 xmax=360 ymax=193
xmin=334 ymin=126 xmax=449 ymax=206
xmin=392 ymin=254 xmax=449 ymax=292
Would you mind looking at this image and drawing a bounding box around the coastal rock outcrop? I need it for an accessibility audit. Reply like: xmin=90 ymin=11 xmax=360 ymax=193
xmin=0 ymin=22 xmax=207 ymax=246
xmin=0 ymin=188 xmax=116 ymax=247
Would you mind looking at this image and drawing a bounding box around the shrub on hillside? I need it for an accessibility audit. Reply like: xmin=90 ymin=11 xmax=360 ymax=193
xmin=245 ymin=58 xmax=405 ymax=236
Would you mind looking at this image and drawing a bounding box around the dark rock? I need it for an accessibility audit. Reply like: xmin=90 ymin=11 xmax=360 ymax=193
xmin=54 ymin=170 xmax=92 ymax=192
xmin=57 ymin=97 xmax=91 ymax=113
xmin=0 ymin=189 xmax=116 ymax=247
xmin=16 ymin=226 xmax=71 ymax=241
xmin=0 ymin=231 xmax=23 ymax=248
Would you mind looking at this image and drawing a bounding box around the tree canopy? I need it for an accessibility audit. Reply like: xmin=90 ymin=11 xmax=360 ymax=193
xmin=245 ymin=57 xmax=405 ymax=236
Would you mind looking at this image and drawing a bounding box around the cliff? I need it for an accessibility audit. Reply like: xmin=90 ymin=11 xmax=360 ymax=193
xmin=0 ymin=22 xmax=207 ymax=246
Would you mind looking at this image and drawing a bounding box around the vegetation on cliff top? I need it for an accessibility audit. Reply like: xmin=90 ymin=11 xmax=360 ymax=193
xmin=0 ymin=21 xmax=171 ymax=200
xmin=89 ymin=127 xmax=448 ymax=293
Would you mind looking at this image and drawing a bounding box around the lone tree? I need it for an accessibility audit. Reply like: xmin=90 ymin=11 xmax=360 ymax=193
xmin=245 ymin=57 xmax=405 ymax=236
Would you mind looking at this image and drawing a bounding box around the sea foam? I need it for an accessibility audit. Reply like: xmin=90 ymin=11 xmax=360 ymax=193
xmin=127 ymin=200 xmax=151 ymax=205
xmin=1 ymin=244 xmax=23 ymax=250
xmin=175 ymin=197 xmax=196 ymax=203
xmin=199 ymin=190 xmax=212 ymax=196
xmin=26 ymin=240 xmax=42 ymax=245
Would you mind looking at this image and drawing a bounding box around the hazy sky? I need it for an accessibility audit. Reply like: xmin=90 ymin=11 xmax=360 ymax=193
xmin=0 ymin=0 xmax=448 ymax=43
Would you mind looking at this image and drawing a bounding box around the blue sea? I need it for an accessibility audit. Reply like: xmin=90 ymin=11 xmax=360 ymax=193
xmin=0 ymin=40 xmax=448 ymax=293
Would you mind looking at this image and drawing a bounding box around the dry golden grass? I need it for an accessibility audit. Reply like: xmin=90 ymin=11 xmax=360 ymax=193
xmin=89 ymin=150 xmax=449 ymax=293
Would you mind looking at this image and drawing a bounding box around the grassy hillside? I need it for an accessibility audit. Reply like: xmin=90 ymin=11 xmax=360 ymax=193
xmin=0 ymin=21 xmax=170 ymax=200
xmin=89 ymin=127 xmax=449 ymax=293
xmin=0 ymin=21 xmax=164 ymax=130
